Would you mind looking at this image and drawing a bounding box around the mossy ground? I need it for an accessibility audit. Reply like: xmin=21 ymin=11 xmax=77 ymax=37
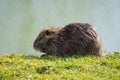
xmin=0 ymin=53 xmax=120 ymax=80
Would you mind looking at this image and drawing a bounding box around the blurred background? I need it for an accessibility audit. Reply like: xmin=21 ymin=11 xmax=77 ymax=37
xmin=0 ymin=0 xmax=120 ymax=55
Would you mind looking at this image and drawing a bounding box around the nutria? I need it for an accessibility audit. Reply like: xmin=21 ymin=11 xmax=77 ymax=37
xmin=33 ymin=23 xmax=102 ymax=57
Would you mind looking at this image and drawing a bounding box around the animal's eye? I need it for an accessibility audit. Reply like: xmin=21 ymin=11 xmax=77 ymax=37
xmin=46 ymin=30 xmax=54 ymax=36
xmin=46 ymin=30 xmax=51 ymax=35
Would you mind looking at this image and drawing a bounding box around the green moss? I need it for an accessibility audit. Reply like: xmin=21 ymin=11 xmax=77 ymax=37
xmin=0 ymin=53 xmax=119 ymax=80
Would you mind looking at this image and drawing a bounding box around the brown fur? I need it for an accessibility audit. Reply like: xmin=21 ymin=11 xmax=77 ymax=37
xmin=34 ymin=23 xmax=102 ymax=57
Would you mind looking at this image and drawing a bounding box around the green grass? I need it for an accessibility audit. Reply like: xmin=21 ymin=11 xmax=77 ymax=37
xmin=0 ymin=53 xmax=120 ymax=80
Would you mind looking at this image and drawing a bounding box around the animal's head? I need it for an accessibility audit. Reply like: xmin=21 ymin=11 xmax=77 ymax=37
xmin=33 ymin=27 xmax=60 ymax=53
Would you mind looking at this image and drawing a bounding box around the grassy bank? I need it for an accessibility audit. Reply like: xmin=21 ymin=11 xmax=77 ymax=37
xmin=0 ymin=53 xmax=120 ymax=80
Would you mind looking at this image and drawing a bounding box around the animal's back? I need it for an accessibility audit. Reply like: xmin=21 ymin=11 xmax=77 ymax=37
xmin=55 ymin=23 xmax=102 ymax=56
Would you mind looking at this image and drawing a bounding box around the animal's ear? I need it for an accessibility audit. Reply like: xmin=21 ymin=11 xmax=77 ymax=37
xmin=45 ymin=30 xmax=55 ymax=36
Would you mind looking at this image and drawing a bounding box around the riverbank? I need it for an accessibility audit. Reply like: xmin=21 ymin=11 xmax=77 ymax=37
xmin=0 ymin=53 xmax=119 ymax=80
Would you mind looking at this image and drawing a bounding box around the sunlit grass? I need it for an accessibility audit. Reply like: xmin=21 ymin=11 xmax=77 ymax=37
xmin=0 ymin=53 xmax=120 ymax=80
